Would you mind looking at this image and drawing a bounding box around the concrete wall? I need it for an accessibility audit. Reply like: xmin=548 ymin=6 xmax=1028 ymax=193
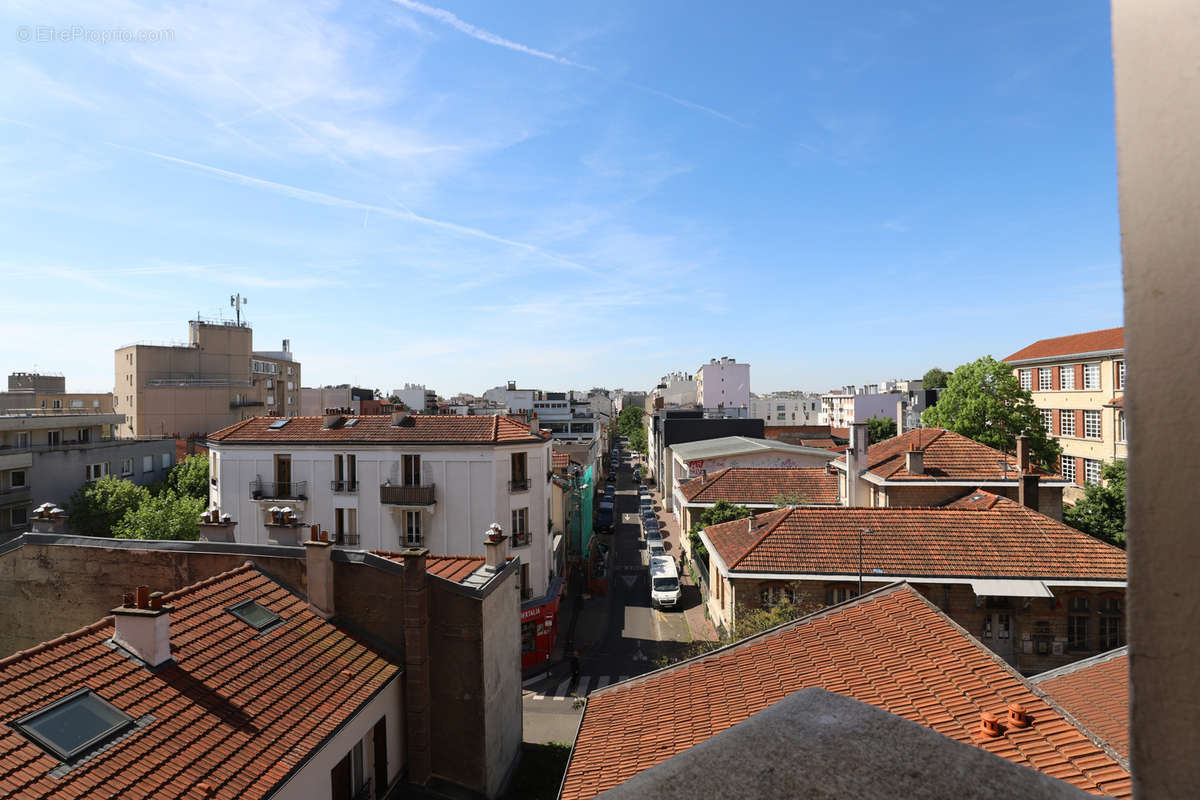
xmin=1111 ymin=0 xmax=1200 ymax=794
xmin=481 ymin=563 xmax=522 ymax=798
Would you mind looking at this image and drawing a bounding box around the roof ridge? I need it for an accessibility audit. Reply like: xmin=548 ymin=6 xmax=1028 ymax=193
xmin=0 ymin=616 xmax=114 ymax=673
xmin=1030 ymin=646 xmax=1129 ymax=683
xmin=160 ymin=560 xmax=258 ymax=602
xmin=728 ymin=507 xmax=794 ymax=570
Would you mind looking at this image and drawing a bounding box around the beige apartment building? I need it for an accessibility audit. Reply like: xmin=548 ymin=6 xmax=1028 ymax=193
xmin=0 ymin=372 xmax=113 ymax=414
xmin=114 ymin=318 xmax=300 ymax=439
xmin=1005 ymin=327 xmax=1125 ymax=499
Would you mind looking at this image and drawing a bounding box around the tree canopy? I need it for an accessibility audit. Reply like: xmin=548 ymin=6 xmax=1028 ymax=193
xmin=866 ymin=415 xmax=896 ymax=444
xmin=617 ymin=406 xmax=647 ymax=453
xmin=921 ymin=355 xmax=1060 ymax=468
xmin=922 ymin=367 xmax=950 ymax=390
xmin=67 ymin=476 xmax=150 ymax=537
xmin=687 ymin=500 xmax=753 ymax=561
xmin=1064 ymin=460 xmax=1127 ymax=547
xmin=113 ymin=490 xmax=205 ymax=541
xmin=164 ymin=453 xmax=209 ymax=500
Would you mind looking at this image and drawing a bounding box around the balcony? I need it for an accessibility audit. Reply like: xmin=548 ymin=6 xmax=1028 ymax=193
xmin=0 ymin=485 xmax=31 ymax=506
xmin=331 ymin=480 xmax=359 ymax=493
xmin=509 ymin=477 xmax=531 ymax=492
xmin=250 ymin=480 xmax=308 ymax=500
xmin=380 ymin=483 xmax=436 ymax=506
xmin=0 ymin=448 xmax=33 ymax=471
xmin=230 ymin=399 xmax=265 ymax=409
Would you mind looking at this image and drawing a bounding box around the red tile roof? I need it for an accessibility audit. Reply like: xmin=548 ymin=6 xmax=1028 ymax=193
xmin=0 ymin=563 xmax=399 ymax=799
xmin=829 ymin=427 xmax=850 ymax=439
xmin=1032 ymin=648 xmax=1130 ymax=759
xmin=834 ymin=428 xmax=1065 ymax=483
xmin=209 ymin=413 xmax=543 ymax=445
xmin=561 ymin=584 xmax=1131 ymax=799
xmin=799 ymin=437 xmax=838 ymax=449
xmin=702 ymin=493 xmax=1126 ymax=580
xmin=679 ymin=467 xmax=839 ymax=505
xmin=1004 ymin=327 xmax=1125 ymax=363
xmin=373 ymin=551 xmax=486 ymax=584
xmin=552 ymin=452 xmax=570 ymax=470
xmin=762 ymin=425 xmax=832 ymax=439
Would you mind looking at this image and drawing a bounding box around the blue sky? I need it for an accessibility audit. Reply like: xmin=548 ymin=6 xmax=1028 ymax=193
xmin=0 ymin=1 xmax=1121 ymax=396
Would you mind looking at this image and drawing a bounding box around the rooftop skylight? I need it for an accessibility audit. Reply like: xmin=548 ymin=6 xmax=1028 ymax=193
xmin=227 ymin=599 xmax=282 ymax=631
xmin=13 ymin=688 xmax=133 ymax=762
xmin=268 ymin=419 xmax=290 ymax=430
xmin=344 ymin=418 xmax=359 ymax=428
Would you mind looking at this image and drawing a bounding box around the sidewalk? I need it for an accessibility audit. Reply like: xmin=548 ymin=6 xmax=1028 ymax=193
xmin=647 ymin=478 xmax=719 ymax=642
xmin=524 ymin=559 xmax=611 ymax=683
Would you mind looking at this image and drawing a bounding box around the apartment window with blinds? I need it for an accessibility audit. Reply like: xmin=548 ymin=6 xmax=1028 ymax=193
xmin=1060 ymin=365 xmax=1075 ymax=390
xmin=1084 ymin=410 xmax=1102 ymax=439
xmin=511 ymin=508 xmax=529 ymax=547
xmin=1083 ymin=362 xmax=1100 ymax=389
xmin=1060 ymin=455 xmax=1076 ymax=483
xmin=1084 ymin=458 xmax=1102 ymax=485
xmin=1019 ymin=369 xmax=1032 ymax=390
xmin=1060 ymin=410 xmax=1075 ymax=437
xmin=1038 ymin=369 xmax=1052 ymax=391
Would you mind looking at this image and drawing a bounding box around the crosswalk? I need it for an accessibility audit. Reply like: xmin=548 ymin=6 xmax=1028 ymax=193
xmin=523 ymin=674 xmax=631 ymax=701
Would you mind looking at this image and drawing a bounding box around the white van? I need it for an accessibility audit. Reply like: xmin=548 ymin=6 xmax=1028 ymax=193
xmin=649 ymin=556 xmax=681 ymax=609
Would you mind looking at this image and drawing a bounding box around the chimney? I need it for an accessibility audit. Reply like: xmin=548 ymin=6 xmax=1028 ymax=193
xmin=845 ymin=422 xmax=870 ymax=507
xmin=112 ymin=586 xmax=173 ymax=667
xmin=304 ymin=530 xmax=335 ymax=619
xmin=30 ymin=503 xmax=69 ymax=534
xmin=399 ymin=545 xmax=432 ymax=785
xmin=896 ymin=399 xmax=906 ymax=436
xmin=747 ymin=516 xmax=753 ymax=533
xmin=322 ymin=408 xmax=343 ymax=429
xmin=979 ymin=711 xmax=1003 ymax=738
xmin=905 ymin=444 xmax=924 ymax=475
xmin=1019 ymin=472 xmax=1040 ymax=512
xmin=1016 ymin=434 xmax=1030 ymax=474
xmin=1007 ymin=703 xmax=1031 ymax=728
xmin=391 ymin=410 xmax=410 ymax=426
xmin=529 ymin=411 xmax=539 ymax=433
xmin=485 ymin=524 xmax=508 ymax=572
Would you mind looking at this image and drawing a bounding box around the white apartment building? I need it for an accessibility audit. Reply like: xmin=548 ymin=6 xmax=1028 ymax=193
xmin=696 ymin=357 xmax=750 ymax=410
xmin=653 ymin=371 xmax=698 ymax=407
xmin=750 ymin=394 xmax=820 ymax=425
xmin=206 ymin=410 xmax=554 ymax=599
xmin=393 ymin=383 xmax=438 ymax=412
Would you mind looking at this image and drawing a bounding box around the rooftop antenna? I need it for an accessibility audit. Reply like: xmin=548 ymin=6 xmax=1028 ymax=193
xmin=231 ymin=293 xmax=249 ymax=326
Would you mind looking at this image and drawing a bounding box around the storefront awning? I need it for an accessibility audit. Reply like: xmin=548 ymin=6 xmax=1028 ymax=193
xmin=969 ymin=579 xmax=1053 ymax=598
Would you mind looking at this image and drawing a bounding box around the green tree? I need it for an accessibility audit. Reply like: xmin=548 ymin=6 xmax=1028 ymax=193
xmin=616 ymin=406 xmax=647 ymax=452
xmin=113 ymin=490 xmax=205 ymax=541
xmin=921 ymin=355 xmax=1061 ymax=469
xmin=772 ymin=491 xmax=812 ymax=508
xmin=164 ymin=453 xmax=209 ymax=500
xmin=866 ymin=415 xmax=896 ymax=443
xmin=66 ymin=476 xmax=150 ymax=537
xmin=1064 ymin=460 xmax=1127 ymax=547
xmin=922 ymin=367 xmax=949 ymax=389
xmin=687 ymin=500 xmax=753 ymax=561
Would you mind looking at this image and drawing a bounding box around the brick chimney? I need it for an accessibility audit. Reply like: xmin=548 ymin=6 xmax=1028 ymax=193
xmin=304 ymin=527 xmax=334 ymax=619
xmin=905 ymin=444 xmax=924 ymax=475
xmin=391 ymin=410 xmax=410 ymax=426
xmin=112 ymin=586 xmax=173 ymax=667
xmin=485 ymin=524 xmax=508 ymax=572
xmin=1019 ymin=472 xmax=1040 ymax=512
xmin=1016 ymin=434 xmax=1031 ymax=474
xmin=845 ymin=422 xmax=870 ymax=507
xmin=322 ymin=408 xmax=343 ymax=429
xmin=399 ymin=546 xmax=432 ymax=785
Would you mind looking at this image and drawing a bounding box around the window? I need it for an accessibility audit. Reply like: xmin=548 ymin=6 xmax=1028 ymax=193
xmin=47 ymin=431 xmax=61 ymax=446
xmin=1060 ymin=455 xmax=1076 ymax=483
xmin=267 ymin=379 xmax=274 ymax=390
xmin=267 ymin=395 xmax=274 ymax=406
xmin=333 ymin=454 xmax=357 ymax=492
xmin=1084 ymin=410 xmax=1102 ymax=439
xmin=1060 ymin=365 xmax=1075 ymax=390
xmin=1038 ymin=368 xmax=1052 ymax=391
xmin=161 ymin=453 xmax=170 ymax=470
xmin=402 ymin=455 xmax=421 ymax=487
xmin=85 ymin=462 xmax=108 ymax=481
xmin=15 ymin=432 xmax=29 ymax=448
xmin=1118 ymin=412 xmax=1126 ymax=443
xmin=227 ymin=599 xmax=282 ymax=631
xmin=52 ymin=399 xmax=62 ymax=409
xmin=1060 ymin=410 xmax=1076 ymax=437
xmin=10 ymin=470 xmax=26 ymax=488
xmin=511 ymin=507 xmax=529 ymax=546
xmin=1019 ymin=369 xmax=1032 ymax=390
xmin=1084 ymin=458 xmax=1102 ymax=486
xmin=69 ymin=399 xmax=83 ymax=409
xmin=12 ymin=688 xmax=134 ymax=762
xmin=287 ymin=381 xmax=294 ymax=391
xmin=93 ymin=399 xmax=100 ymax=409
xmin=143 ymin=455 xmax=154 ymax=473
xmin=824 ymin=585 xmax=858 ymax=606
xmin=1068 ymin=596 xmax=1090 ymax=650
xmin=76 ymin=428 xmax=90 ymax=443
xmin=268 ymin=419 xmax=290 ymax=430
xmin=11 ymin=506 xmax=28 ymax=527
xmin=121 ymin=458 xmax=134 ymax=476
xmin=404 ymin=510 xmax=422 ymax=546
xmin=759 ymin=584 xmax=795 ymax=607
xmin=510 ymin=452 xmax=529 ymax=491
xmin=1083 ymin=362 xmax=1100 ymax=390
xmin=1099 ymin=596 xmax=1124 ymax=649
xmin=1040 ymin=409 xmax=1054 ymax=434
xmin=520 ymin=562 xmax=532 ymax=601
xmin=334 ymin=508 xmax=358 ymax=546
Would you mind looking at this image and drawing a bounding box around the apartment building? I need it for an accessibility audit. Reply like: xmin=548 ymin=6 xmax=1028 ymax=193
xmin=696 ymin=357 xmax=750 ymax=410
xmin=1005 ymin=327 xmax=1126 ymax=498
xmin=392 ymin=383 xmax=438 ymax=412
xmin=749 ymin=393 xmax=819 ymax=425
xmin=114 ymin=317 xmax=301 ymax=439
xmin=0 ymin=409 xmax=174 ymax=533
xmin=648 ymin=371 xmax=698 ymax=409
xmin=818 ymin=386 xmax=932 ymax=429
xmin=0 ymin=372 xmax=113 ymax=414
xmin=205 ymin=410 xmax=555 ymax=603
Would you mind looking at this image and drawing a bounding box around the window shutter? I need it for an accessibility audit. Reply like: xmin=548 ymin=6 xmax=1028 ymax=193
xmin=1052 ymin=366 xmax=1061 ymax=391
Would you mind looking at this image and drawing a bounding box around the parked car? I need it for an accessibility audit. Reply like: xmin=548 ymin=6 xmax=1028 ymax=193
xmin=648 ymin=540 xmax=667 ymax=558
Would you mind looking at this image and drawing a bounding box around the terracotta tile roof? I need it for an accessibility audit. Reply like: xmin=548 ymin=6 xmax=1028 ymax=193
xmin=561 ymin=584 xmax=1131 ymax=799
xmin=1105 ymin=396 xmax=1125 ymax=408
xmin=1004 ymin=327 xmax=1125 ymax=363
xmin=762 ymin=425 xmax=832 ymax=440
xmin=834 ymin=428 xmax=1066 ymax=483
xmin=702 ymin=493 xmax=1126 ymax=580
xmin=829 ymin=427 xmax=850 ymax=439
xmin=552 ymin=452 xmax=570 ymax=470
xmin=944 ymin=490 xmax=1004 ymax=511
xmin=208 ymin=413 xmax=543 ymax=445
xmin=372 ymin=551 xmax=486 ymax=584
xmin=0 ymin=563 xmax=399 ymax=800
xmin=1032 ymin=648 xmax=1130 ymax=759
xmin=679 ymin=467 xmax=839 ymax=505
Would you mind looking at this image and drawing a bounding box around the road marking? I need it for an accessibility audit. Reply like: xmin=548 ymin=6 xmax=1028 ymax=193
xmin=577 ymin=676 xmax=591 ymax=695
xmin=621 ymin=575 xmax=638 ymax=588
xmin=553 ymin=678 xmax=571 ymax=698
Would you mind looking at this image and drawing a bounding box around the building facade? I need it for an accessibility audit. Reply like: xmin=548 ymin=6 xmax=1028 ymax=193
xmin=206 ymin=411 xmax=555 ymax=601
xmin=1005 ymin=327 xmax=1126 ymax=499
xmin=114 ymin=318 xmax=301 ymax=439
xmin=393 ymin=383 xmax=438 ymax=412
xmin=696 ymin=357 xmax=750 ymax=411
xmin=749 ymin=394 xmax=820 ymax=425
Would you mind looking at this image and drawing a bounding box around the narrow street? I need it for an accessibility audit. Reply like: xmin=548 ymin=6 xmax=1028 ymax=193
xmin=523 ymin=441 xmax=715 ymax=744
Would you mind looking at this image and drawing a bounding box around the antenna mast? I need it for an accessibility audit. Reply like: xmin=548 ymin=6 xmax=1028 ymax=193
xmin=230 ymin=293 xmax=249 ymax=326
